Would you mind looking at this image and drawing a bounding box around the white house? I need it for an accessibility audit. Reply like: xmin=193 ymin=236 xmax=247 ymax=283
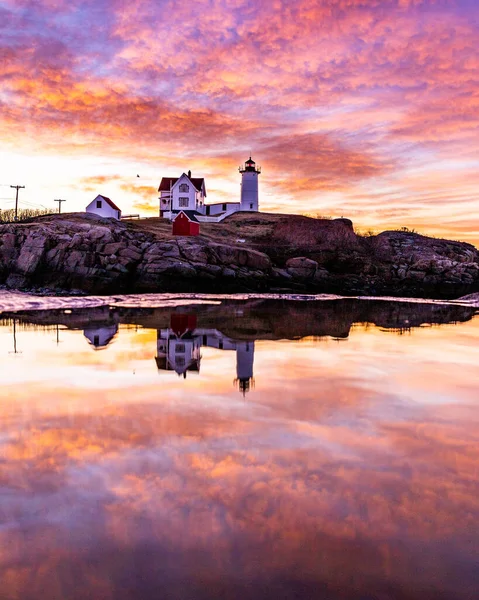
xmin=159 ymin=170 xmax=206 ymax=218
xmin=86 ymin=195 xmax=122 ymax=220
xmin=158 ymin=158 xmax=260 ymax=222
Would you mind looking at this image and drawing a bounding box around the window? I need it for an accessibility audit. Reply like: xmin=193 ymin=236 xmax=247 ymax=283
xmin=250 ymin=203 xmax=253 ymax=209
xmin=117 ymin=211 xmax=121 ymax=219
xmin=222 ymin=203 xmax=227 ymax=211
xmin=179 ymin=197 xmax=189 ymax=207
xmin=96 ymin=200 xmax=102 ymax=209
xmin=206 ymin=206 xmax=210 ymax=215
xmin=179 ymin=184 xmax=189 ymax=192
xmin=94 ymin=335 xmax=99 ymax=346
xmin=176 ymin=356 xmax=185 ymax=367
xmin=175 ymin=344 xmax=185 ymax=353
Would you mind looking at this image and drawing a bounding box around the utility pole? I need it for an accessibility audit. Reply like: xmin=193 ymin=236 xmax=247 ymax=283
xmin=54 ymin=199 xmax=66 ymax=214
xmin=10 ymin=185 xmax=25 ymax=221
xmin=9 ymin=319 xmax=22 ymax=355
xmin=54 ymin=323 xmax=63 ymax=346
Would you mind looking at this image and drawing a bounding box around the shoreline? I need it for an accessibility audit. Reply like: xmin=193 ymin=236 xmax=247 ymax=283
xmin=1 ymin=289 xmax=478 ymax=313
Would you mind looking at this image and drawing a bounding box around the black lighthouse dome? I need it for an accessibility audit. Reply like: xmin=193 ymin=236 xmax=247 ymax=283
xmin=239 ymin=156 xmax=261 ymax=174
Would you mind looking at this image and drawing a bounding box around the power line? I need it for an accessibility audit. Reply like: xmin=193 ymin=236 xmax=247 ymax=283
xmin=17 ymin=199 xmax=43 ymax=208
xmin=54 ymin=199 xmax=66 ymax=214
xmin=18 ymin=199 xmax=50 ymax=210
xmin=10 ymin=185 xmax=25 ymax=221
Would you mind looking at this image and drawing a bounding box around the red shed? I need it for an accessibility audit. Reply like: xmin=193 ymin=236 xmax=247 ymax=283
xmin=172 ymin=211 xmax=200 ymax=236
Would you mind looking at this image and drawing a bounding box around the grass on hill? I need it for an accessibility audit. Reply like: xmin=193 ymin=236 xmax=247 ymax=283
xmin=128 ymin=212 xmax=357 ymax=248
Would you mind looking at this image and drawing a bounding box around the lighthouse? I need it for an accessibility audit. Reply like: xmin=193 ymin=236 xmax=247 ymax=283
xmin=239 ymin=156 xmax=261 ymax=212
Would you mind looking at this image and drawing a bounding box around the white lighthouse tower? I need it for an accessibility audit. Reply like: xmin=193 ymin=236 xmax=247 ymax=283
xmin=239 ymin=157 xmax=261 ymax=212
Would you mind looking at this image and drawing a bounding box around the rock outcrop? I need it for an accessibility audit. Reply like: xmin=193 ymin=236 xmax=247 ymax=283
xmin=0 ymin=213 xmax=478 ymax=298
xmin=0 ymin=214 xmax=274 ymax=294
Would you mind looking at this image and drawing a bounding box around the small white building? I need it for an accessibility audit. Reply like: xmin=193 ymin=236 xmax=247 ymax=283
xmin=158 ymin=158 xmax=260 ymax=222
xmin=86 ymin=195 xmax=122 ymax=220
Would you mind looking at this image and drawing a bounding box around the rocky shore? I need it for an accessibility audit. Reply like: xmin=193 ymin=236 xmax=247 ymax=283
xmin=0 ymin=212 xmax=478 ymax=298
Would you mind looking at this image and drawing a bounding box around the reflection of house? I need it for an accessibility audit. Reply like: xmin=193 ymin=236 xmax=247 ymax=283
xmin=156 ymin=314 xmax=201 ymax=377
xmin=156 ymin=333 xmax=201 ymax=377
xmin=155 ymin=315 xmax=255 ymax=392
xmin=84 ymin=324 xmax=119 ymax=350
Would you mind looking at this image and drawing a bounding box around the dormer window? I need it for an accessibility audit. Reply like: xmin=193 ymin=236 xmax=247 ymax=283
xmin=179 ymin=183 xmax=189 ymax=192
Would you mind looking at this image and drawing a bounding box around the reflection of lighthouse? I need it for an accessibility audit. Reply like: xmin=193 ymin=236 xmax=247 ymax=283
xmin=239 ymin=157 xmax=261 ymax=212
xmin=235 ymin=341 xmax=255 ymax=396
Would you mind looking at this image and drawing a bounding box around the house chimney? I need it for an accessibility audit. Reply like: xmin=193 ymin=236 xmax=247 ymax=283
xmin=188 ymin=170 xmax=191 ymax=178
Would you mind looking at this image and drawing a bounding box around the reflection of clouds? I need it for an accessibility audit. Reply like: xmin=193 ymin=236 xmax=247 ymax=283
xmin=0 ymin=319 xmax=478 ymax=597
xmin=1 ymin=395 xmax=478 ymax=598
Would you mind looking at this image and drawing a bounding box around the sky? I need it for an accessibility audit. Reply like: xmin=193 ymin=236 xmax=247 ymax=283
xmin=1 ymin=0 xmax=478 ymax=244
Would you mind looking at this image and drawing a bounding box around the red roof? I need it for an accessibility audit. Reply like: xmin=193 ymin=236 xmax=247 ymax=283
xmin=158 ymin=174 xmax=206 ymax=195
xmin=158 ymin=177 xmax=178 ymax=192
xmin=173 ymin=210 xmax=200 ymax=222
xmin=98 ymin=195 xmax=121 ymax=212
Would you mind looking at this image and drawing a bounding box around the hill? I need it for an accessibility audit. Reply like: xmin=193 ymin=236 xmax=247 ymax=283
xmin=0 ymin=212 xmax=478 ymax=298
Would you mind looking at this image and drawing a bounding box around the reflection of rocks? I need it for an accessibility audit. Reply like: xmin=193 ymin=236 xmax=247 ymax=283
xmin=1 ymin=306 xmax=121 ymax=330
xmin=3 ymin=299 xmax=475 ymax=396
xmin=458 ymin=292 xmax=479 ymax=304
xmin=1 ymin=213 xmax=478 ymax=298
xmin=3 ymin=298 xmax=477 ymax=343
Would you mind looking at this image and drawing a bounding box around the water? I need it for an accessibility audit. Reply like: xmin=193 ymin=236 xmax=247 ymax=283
xmin=0 ymin=297 xmax=478 ymax=600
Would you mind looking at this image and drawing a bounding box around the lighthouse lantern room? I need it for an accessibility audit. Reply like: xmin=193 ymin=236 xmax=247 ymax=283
xmin=239 ymin=156 xmax=261 ymax=212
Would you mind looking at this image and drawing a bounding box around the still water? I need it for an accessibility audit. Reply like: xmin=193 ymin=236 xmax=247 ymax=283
xmin=0 ymin=298 xmax=478 ymax=600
